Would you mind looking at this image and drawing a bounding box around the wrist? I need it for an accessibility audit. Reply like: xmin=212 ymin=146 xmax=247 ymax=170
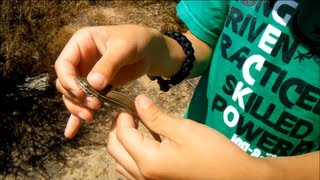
xmin=145 ymin=30 xmax=185 ymax=77
xmin=257 ymin=152 xmax=320 ymax=180
xmin=224 ymin=155 xmax=275 ymax=180
xmin=246 ymin=157 xmax=278 ymax=180
xmin=161 ymin=34 xmax=186 ymax=77
xmin=149 ymin=31 xmax=196 ymax=91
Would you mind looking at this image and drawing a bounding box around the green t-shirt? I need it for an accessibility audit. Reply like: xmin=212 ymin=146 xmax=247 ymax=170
xmin=177 ymin=0 xmax=320 ymax=157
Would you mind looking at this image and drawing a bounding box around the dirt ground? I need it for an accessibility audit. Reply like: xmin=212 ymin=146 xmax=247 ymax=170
xmin=0 ymin=1 xmax=199 ymax=179
xmin=2 ymin=75 xmax=197 ymax=180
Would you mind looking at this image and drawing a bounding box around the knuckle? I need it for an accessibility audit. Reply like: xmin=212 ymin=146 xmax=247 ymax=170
xmin=74 ymin=26 xmax=91 ymax=36
xmin=106 ymin=138 xmax=116 ymax=156
xmin=54 ymin=59 xmax=62 ymax=71
xmin=72 ymin=27 xmax=93 ymax=44
xmin=55 ymin=79 xmax=61 ymax=90
xmin=180 ymin=119 xmax=194 ymax=127
xmin=139 ymin=161 xmax=158 ymax=179
xmin=106 ymin=144 xmax=114 ymax=157
xmin=138 ymin=151 xmax=162 ymax=179
xmin=179 ymin=119 xmax=195 ymax=132
xmin=111 ymin=38 xmax=137 ymax=56
xmin=113 ymin=38 xmax=128 ymax=47
xmin=115 ymin=163 xmax=122 ymax=173
xmin=106 ymin=133 xmax=117 ymax=157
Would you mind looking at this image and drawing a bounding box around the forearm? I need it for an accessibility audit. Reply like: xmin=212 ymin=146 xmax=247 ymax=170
xmin=216 ymin=150 xmax=320 ymax=180
xmin=258 ymin=151 xmax=320 ymax=180
xmin=146 ymin=29 xmax=213 ymax=78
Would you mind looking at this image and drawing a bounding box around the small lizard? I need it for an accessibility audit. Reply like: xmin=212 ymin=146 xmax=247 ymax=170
xmin=75 ymin=77 xmax=161 ymax=142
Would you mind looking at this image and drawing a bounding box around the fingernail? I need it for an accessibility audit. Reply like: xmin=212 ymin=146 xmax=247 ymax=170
xmin=84 ymin=98 xmax=100 ymax=110
xmin=88 ymin=72 xmax=106 ymax=90
xmin=83 ymin=100 xmax=94 ymax=109
xmin=137 ymin=94 xmax=152 ymax=109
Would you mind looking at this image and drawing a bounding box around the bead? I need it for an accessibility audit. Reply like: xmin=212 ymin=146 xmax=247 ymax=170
xmin=149 ymin=31 xmax=195 ymax=91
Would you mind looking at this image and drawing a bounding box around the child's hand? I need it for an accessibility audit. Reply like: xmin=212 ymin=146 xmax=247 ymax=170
xmin=54 ymin=25 xmax=170 ymax=138
xmin=108 ymin=94 xmax=256 ymax=180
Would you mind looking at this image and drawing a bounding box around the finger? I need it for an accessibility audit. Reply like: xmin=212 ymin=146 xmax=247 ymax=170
xmin=57 ymin=78 xmax=102 ymax=110
xmin=116 ymin=112 xmax=162 ymax=168
xmin=115 ymin=162 xmax=136 ymax=180
xmin=87 ymin=55 xmax=121 ymax=91
xmin=135 ymin=94 xmax=183 ymax=140
xmin=83 ymin=96 xmax=102 ymax=110
xmin=55 ymin=78 xmax=64 ymax=94
xmin=62 ymin=95 xmax=94 ymax=121
xmin=87 ymin=39 xmax=137 ymax=90
xmin=56 ymin=79 xmax=80 ymax=102
xmin=65 ymin=114 xmax=82 ymax=139
xmin=55 ymin=38 xmax=85 ymax=99
xmin=107 ymin=113 xmax=143 ymax=179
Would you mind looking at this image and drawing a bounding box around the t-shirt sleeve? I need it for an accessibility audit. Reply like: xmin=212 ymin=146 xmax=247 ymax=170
xmin=176 ymin=0 xmax=229 ymax=47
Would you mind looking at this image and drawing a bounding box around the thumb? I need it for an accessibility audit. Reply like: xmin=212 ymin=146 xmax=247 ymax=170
xmin=87 ymin=36 xmax=137 ymax=90
xmin=135 ymin=94 xmax=182 ymax=140
xmin=87 ymin=52 xmax=122 ymax=90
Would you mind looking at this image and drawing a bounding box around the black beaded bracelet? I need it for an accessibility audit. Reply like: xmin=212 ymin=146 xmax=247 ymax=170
xmin=148 ymin=31 xmax=195 ymax=92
